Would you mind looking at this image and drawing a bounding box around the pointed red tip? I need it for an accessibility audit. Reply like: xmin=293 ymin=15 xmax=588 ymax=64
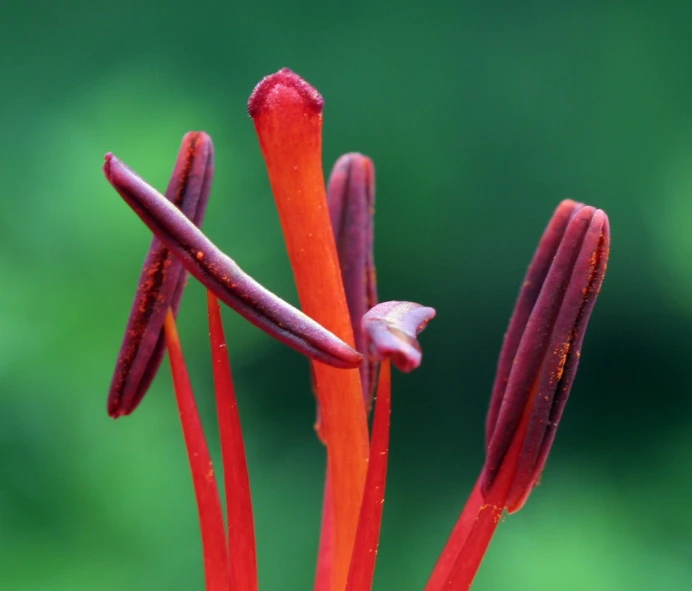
xmin=247 ymin=68 xmax=324 ymax=118
xmin=103 ymin=153 xmax=114 ymax=178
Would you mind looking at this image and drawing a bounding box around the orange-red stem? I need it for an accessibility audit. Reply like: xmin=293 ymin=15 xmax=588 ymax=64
xmin=431 ymin=386 xmax=536 ymax=591
xmin=423 ymin=481 xmax=485 ymax=591
xmin=163 ymin=309 xmax=228 ymax=591
xmin=250 ymin=69 xmax=369 ymax=591
xmin=315 ymin=462 xmax=335 ymax=591
xmin=207 ymin=292 xmax=258 ymax=591
xmin=439 ymin=490 xmax=502 ymax=591
xmin=346 ymin=360 xmax=392 ymax=591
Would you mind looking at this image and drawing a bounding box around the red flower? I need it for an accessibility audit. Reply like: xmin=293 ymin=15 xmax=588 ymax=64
xmin=103 ymin=68 xmax=609 ymax=591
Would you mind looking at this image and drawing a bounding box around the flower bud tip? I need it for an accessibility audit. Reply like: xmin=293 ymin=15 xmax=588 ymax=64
xmin=247 ymin=68 xmax=324 ymax=118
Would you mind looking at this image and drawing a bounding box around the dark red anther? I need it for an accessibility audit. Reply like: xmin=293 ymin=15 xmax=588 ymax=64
xmin=327 ymin=153 xmax=378 ymax=403
xmin=104 ymin=153 xmax=363 ymax=371
xmin=108 ymin=132 xmax=214 ymax=417
xmin=481 ymin=201 xmax=610 ymax=511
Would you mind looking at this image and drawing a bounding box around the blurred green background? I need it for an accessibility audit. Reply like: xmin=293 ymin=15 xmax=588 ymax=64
xmin=1 ymin=1 xmax=691 ymax=590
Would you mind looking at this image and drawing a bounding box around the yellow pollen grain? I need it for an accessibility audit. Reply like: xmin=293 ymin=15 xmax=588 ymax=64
xmin=555 ymin=341 xmax=571 ymax=382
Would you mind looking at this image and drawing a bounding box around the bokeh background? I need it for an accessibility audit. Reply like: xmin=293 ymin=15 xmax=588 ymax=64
xmin=1 ymin=1 xmax=691 ymax=590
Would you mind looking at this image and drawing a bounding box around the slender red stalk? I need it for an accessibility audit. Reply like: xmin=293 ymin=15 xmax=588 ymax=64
xmin=163 ymin=309 xmax=228 ymax=591
xmin=346 ymin=360 xmax=392 ymax=591
xmin=434 ymin=386 xmax=536 ymax=591
xmin=207 ymin=292 xmax=258 ymax=591
xmin=423 ymin=481 xmax=484 ymax=591
xmin=315 ymin=462 xmax=335 ymax=591
xmin=439 ymin=495 xmax=502 ymax=591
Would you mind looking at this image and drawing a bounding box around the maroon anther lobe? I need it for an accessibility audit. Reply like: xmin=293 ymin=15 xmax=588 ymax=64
xmin=108 ymin=132 xmax=214 ymax=417
xmin=481 ymin=201 xmax=610 ymax=510
xmin=485 ymin=200 xmax=583 ymax=444
xmin=327 ymin=154 xmax=378 ymax=401
xmin=362 ymin=301 xmax=436 ymax=373
xmin=104 ymin=154 xmax=362 ymax=370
